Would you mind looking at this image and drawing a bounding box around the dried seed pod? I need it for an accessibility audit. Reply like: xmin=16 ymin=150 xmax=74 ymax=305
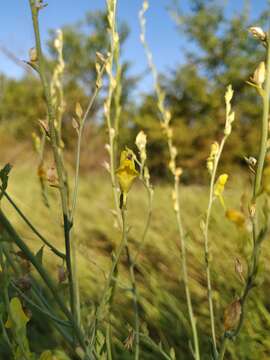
xmin=224 ymin=298 xmax=241 ymax=331
xmin=46 ymin=166 xmax=58 ymax=186
xmin=57 ymin=265 xmax=67 ymax=283
xmin=124 ymin=328 xmax=135 ymax=350
xmin=235 ymin=257 xmax=245 ymax=283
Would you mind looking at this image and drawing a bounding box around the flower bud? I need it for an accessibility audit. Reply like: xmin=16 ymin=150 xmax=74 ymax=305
xmin=223 ymin=299 xmax=241 ymax=331
xmin=249 ymin=27 xmax=266 ymax=42
xmin=225 ymin=209 xmax=245 ymax=227
xmin=252 ymin=62 xmax=266 ymax=88
xmin=29 ymin=47 xmax=38 ymax=63
xmin=135 ymin=131 xmax=147 ymax=151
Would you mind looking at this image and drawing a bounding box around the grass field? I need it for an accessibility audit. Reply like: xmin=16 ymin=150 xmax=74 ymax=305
xmin=1 ymin=161 xmax=270 ymax=359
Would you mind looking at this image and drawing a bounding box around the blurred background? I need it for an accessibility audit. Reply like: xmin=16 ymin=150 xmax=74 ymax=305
xmin=0 ymin=0 xmax=269 ymax=182
xmin=1 ymin=1 xmax=270 ymax=359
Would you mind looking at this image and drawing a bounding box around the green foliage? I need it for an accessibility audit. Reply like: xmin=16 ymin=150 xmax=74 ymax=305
xmin=1 ymin=167 xmax=269 ymax=359
xmin=5 ymin=297 xmax=34 ymax=360
xmin=0 ymin=75 xmax=45 ymax=137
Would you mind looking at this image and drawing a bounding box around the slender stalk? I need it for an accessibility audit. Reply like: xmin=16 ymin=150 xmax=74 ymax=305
xmin=139 ymin=334 xmax=172 ymax=360
xmin=0 ymin=245 xmax=28 ymax=359
xmin=139 ymin=2 xmax=200 ymax=358
xmin=125 ymin=245 xmax=140 ymax=360
xmin=174 ymin=175 xmax=200 ymax=359
xmin=133 ymin=177 xmax=153 ymax=265
xmin=2 ymin=244 xmax=75 ymax=350
xmin=0 ymin=210 xmax=71 ymax=320
xmin=69 ymin=63 xmax=107 ymax=329
xmin=204 ymin=137 xmax=226 ymax=354
xmin=106 ymin=324 xmax=113 ymax=360
xmin=28 ymin=0 xmax=76 ymax=327
xmin=218 ymin=30 xmax=270 ymax=360
xmin=104 ymin=0 xmax=122 ymax=226
xmin=70 ymin=63 xmax=107 ymax=221
xmin=96 ymin=207 xmax=127 ymax=320
xmin=11 ymin=281 xmax=72 ymax=327
xmin=253 ymin=60 xmax=270 ymax=199
xmin=94 ymin=0 xmax=124 ymax=352
xmin=1 ymin=188 xmax=65 ymax=259
xmin=0 ymin=210 xmax=90 ymax=357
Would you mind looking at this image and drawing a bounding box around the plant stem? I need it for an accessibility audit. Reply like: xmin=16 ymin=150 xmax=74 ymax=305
xmin=139 ymin=2 xmax=200 ymax=358
xmin=133 ymin=181 xmax=153 ymax=265
xmin=105 ymin=0 xmax=122 ymax=227
xmin=96 ymin=207 xmax=127 ymax=321
xmin=2 ymin=243 xmax=75 ymax=350
xmin=1 ymin=188 xmax=65 ymax=259
xmin=204 ymin=137 xmax=226 ymax=354
xmin=69 ymin=63 xmax=106 ymax=329
xmin=0 ymin=210 xmax=91 ymax=357
xmin=218 ymin=30 xmax=270 ymax=360
xmin=127 ymin=249 xmax=140 ymax=360
xmin=70 ymin=63 xmax=106 ymax=222
xmin=174 ymin=176 xmax=200 ymax=360
xmin=0 ymin=210 xmax=70 ymax=319
xmin=28 ymin=0 xmax=76 ymax=328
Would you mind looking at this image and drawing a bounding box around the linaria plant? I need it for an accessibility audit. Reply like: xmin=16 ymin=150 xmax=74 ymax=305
xmin=0 ymin=1 xmax=270 ymax=359
xmin=0 ymin=0 xmax=107 ymax=358
xmin=139 ymin=1 xmax=200 ymax=359
xmin=217 ymin=26 xmax=270 ymax=360
xmin=94 ymin=2 xmax=154 ymax=359
xmin=202 ymin=85 xmax=234 ymax=358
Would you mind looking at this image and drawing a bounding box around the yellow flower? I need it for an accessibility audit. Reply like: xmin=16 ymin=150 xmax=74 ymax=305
xmin=116 ymin=148 xmax=138 ymax=197
xmin=225 ymin=209 xmax=245 ymax=227
xmin=214 ymin=174 xmax=228 ymax=208
xmin=5 ymin=297 xmax=30 ymax=330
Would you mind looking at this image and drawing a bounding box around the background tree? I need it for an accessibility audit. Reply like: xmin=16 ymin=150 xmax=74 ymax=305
xmin=135 ymin=0 xmax=268 ymax=181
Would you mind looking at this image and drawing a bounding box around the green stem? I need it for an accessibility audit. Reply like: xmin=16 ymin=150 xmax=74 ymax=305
xmin=139 ymin=334 xmax=172 ymax=360
xmin=204 ymin=137 xmax=226 ymax=355
xmin=133 ymin=182 xmax=153 ymax=265
xmin=1 ymin=188 xmax=65 ymax=259
xmin=218 ymin=336 xmax=228 ymax=360
xmin=28 ymin=0 xmax=76 ymax=328
xmin=125 ymin=244 xmax=140 ymax=360
xmin=0 ymin=210 xmax=71 ymax=320
xmin=174 ymin=176 xmax=200 ymax=360
xmin=69 ymin=65 xmax=106 ymax=328
xmin=106 ymin=323 xmax=113 ymax=360
xmin=139 ymin=3 xmax=200 ymax=358
xmin=0 ymin=210 xmax=90 ymax=358
xmin=70 ymin=64 xmax=106 ymax=222
xmin=95 ymin=206 xmax=127 ymax=322
xmin=11 ymin=281 xmax=72 ymax=327
xmin=218 ymin=30 xmax=270 ymax=360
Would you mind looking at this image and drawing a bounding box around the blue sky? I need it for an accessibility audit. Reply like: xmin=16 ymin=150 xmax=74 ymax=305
xmin=0 ymin=0 xmax=268 ymax=94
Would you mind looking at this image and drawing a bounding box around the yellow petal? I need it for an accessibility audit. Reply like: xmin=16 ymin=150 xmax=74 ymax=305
xmin=226 ymin=209 xmax=245 ymax=227
xmin=5 ymin=297 xmax=29 ymax=330
xmin=214 ymin=174 xmax=228 ymax=208
xmin=116 ymin=149 xmax=138 ymax=194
